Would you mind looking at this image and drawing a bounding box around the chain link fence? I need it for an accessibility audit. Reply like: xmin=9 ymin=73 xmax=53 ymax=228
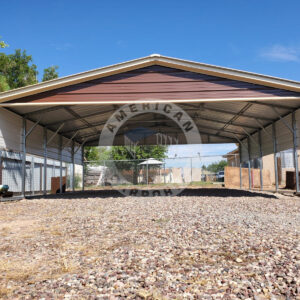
xmin=83 ymin=155 xmax=232 ymax=190
xmin=0 ymin=149 xmax=68 ymax=196
xmin=1 ymin=149 xmax=298 ymax=198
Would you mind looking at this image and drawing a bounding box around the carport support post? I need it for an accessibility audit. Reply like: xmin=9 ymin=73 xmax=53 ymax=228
xmin=21 ymin=118 xmax=26 ymax=197
xmin=239 ymin=143 xmax=242 ymax=189
xmin=31 ymin=156 xmax=34 ymax=196
xmin=190 ymin=157 xmax=193 ymax=182
xmin=59 ymin=135 xmax=63 ymax=194
xmin=258 ymin=130 xmax=264 ymax=191
xmin=43 ymin=127 xmax=47 ymax=196
xmin=292 ymin=112 xmax=299 ymax=193
xmin=81 ymin=144 xmax=85 ymax=191
xmin=272 ymin=123 xmax=279 ymax=192
xmin=71 ymin=141 xmax=75 ymax=192
xmin=247 ymin=137 xmax=252 ymax=190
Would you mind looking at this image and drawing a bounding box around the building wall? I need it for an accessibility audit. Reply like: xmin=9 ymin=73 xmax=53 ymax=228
xmin=0 ymin=108 xmax=82 ymax=165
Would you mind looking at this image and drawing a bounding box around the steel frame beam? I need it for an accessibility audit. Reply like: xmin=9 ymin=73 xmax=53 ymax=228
xmin=272 ymin=123 xmax=279 ymax=191
xmin=25 ymin=118 xmax=42 ymax=137
xmin=180 ymin=103 xmax=274 ymax=122
xmin=59 ymin=135 xmax=63 ymax=194
xmin=47 ymin=123 xmax=65 ymax=145
xmin=43 ymin=127 xmax=47 ymax=196
xmin=46 ymin=107 xmax=116 ymax=127
xmin=21 ymin=118 xmax=26 ymax=197
xmin=24 ymin=106 xmax=67 ymax=117
xmin=241 ymin=127 xmax=259 ymax=146
xmin=292 ymin=112 xmax=300 ymax=193
xmin=271 ymin=106 xmax=293 ymax=133
xmin=197 ymin=114 xmax=259 ymax=130
xmin=71 ymin=141 xmax=75 ymax=192
xmin=239 ymin=143 xmax=242 ymax=189
xmin=248 ymin=101 xmax=294 ymax=111
xmin=81 ymin=143 xmax=85 ymax=192
xmin=258 ymin=130 xmax=263 ymax=191
xmin=84 ymin=130 xmax=236 ymax=145
xmin=247 ymin=137 xmax=252 ymax=190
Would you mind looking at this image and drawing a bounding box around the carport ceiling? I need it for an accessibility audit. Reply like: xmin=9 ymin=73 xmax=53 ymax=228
xmin=0 ymin=54 xmax=300 ymax=146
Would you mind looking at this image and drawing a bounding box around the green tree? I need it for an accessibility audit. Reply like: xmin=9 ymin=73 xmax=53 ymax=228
xmin=110 ymin=145 xmax=167 ymax=160
xmin=0 ymin=75 xmax=10 ymax=92
xmin=205 ymin=160 xmax=228 ymax=173
xmin=84 ymin=146 xmax=111 ymax=163
xmin=0 ymin=36 xmax=8 ymax=48
xmin=110 ymin=145 xmax=168 ymax=184
xmin=0 ymin=49 xmax=38 ymax=89
xmin=42 ymin=65 xmax=59 ymax=81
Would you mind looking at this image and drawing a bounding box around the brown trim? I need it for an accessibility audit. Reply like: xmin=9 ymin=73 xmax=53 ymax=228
xmin=0 ymin=55 xmax=300 ymax=103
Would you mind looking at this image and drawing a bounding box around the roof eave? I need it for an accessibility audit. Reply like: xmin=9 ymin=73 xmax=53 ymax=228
xmin=0 ymin=54 xmax=300 ymax=104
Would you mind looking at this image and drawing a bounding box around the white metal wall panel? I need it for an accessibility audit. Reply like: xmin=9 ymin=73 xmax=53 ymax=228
xmin=295 ymin=109 xmax=300 ymax=146
xmin=0 ymin=108 xmax=82 ymax=165
xmin=240 ymin=138 xmax=248 ymax=163
xmin=0 ymin=108 xmax=22 ymax=152
xmin=248 ymin=132 xmax=260 ymax=159
xmin=260 ymin=124 xmax=273 ymax=157
xmin=276 ymin=114 xmax=293 ymax=152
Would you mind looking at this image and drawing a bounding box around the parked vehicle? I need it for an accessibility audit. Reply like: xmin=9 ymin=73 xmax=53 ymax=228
xmin=217 ymin=171 xmax=224 ymax=182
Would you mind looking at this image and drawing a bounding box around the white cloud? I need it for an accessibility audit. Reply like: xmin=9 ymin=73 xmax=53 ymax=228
xmin=51 ymin=42 xmax=73 ymax=51
xmin=167 ymin=144 xmax=237 ymax=158
xmin=260 ymin=45 xmax=300 ymax=62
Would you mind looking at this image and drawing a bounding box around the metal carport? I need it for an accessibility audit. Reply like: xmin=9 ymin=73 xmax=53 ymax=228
xmin=1 ymin=54 xmax=300 ymax=196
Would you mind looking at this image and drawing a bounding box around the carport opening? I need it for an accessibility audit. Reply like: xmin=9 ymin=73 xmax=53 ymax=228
xmin=1 ymin=56 xmax=300 ymax=199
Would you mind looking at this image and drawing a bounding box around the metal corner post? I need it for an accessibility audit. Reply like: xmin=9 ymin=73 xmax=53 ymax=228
xmin=72 ymin=141 xmax=75 ymax=192
xmin=59 ymin=135 xmax=63 ymax=194
xmin=239 ymin=143 xmax=242 ymax=189
xmin=247 ymin=137 xmax=252 ymax=190
xmin=272 ymin=123 xmax=279 ymax=192
xmin=21 ymin=118 xmax=27 ymax=198
xmin=43 ymin=127 xmax=47 ymax=196
xmin=258 ymin=130 xmax=264 ymax=191
xmin=292 ymin=112 xmax=300 ymax=193
xmin=81 ymin=144 xmax=85 ymax=191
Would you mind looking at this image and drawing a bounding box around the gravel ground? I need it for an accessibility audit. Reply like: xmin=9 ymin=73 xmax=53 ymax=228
xmin=0 ymin=189 xmax=299 ymax=299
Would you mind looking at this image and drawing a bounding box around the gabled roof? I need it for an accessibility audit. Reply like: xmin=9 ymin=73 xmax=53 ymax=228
xmin=1 ymin=54 xmax=300 ymax=104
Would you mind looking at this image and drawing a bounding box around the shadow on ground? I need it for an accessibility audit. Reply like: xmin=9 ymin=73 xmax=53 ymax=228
xmin=27 ymin=188 xmax=277 ymax=200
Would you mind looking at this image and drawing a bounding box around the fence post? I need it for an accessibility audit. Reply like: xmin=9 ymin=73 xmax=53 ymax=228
xmin=292 ymin=112 xmax=300 ymax=193
xmin=21 ymin=118 xmax=27 ymax=198
xmin=43 ymin=127 xmax=47 ymax=196
xmin=247 ymin=137 xmax=252 ymax=190
xmin=258 ymin=130 xmax=264 ymax=191
xmin=272 ymin=123 xmax=279 ymax=191
xmin=190 ymin=157 xmax=193 ymax=183
xmin=146 ymin=163 xmax=149 ymax=185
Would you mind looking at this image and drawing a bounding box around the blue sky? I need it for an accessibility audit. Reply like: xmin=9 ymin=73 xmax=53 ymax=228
xmin=1 ymin=0 xmax=300 ymax=81
xmin=1 ymin=0 xmax=300 ymax=160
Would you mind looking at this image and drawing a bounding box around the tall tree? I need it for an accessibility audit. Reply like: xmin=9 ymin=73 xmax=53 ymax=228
xmin=205 ymin=160 xmax=228 ymax=173
xmin=110 ymin=145 xmax=168 ymax=184
xmin=110 ymin=145 xmax=167 ymax=161
xmin=0 ymin=76 xmax=10 ymax=92
xmin=42 ymin=65 xmax=59 ymax=81
xmin=0 ymin=49 xmax=38 ymax=89
xmin=0 ymin=36 xmax=8 ymax=48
